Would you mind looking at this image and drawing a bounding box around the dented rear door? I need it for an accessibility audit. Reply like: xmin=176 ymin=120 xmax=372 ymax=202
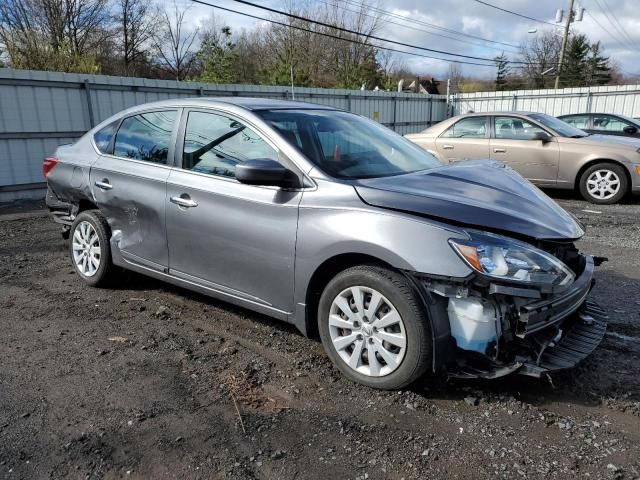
xmin=89 ymin=109 xmax=178 ymax=272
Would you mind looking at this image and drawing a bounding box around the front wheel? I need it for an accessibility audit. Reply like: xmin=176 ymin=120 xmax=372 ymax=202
xmin=579 ymin=163 xmax=628 ymax=204
xmin=318 ymin=266 xmax=432 ymax=390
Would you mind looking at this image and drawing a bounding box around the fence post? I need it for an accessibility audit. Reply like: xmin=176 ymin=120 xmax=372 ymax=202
xmin=586 ymin=91 xmax=593 ymax=113
xmin=512 ymin=94 xmax=518 ymax=111
xmin=392 ymin=96 xmax=397 ymax=131
xmin=347 ymin=94 xmax=352 ymax=112
xmin=83 ymin=80 xmax=95 ymax=128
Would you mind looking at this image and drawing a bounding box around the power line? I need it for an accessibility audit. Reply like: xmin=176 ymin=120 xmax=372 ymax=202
xmin=585 ymin=10 xmax=633 ymax=51
xmin=471 ymin=0 xmax=557 ymax=26
xmin=335 ymin=0 xmax=520 ymax=50
xmin=224 ymin=0 xmax=537 ymax=64
xmin=190 ymin=0 xmax=497 ymax=67
xmin=318 ymin=0 xmax=520 ymax=54
xmin=591 ymin=0 xmax=636 ymax=50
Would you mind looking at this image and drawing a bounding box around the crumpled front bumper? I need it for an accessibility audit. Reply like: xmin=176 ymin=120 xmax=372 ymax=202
xmin=518 ymin=301 xmax=607 ymax=377
xmin=449 ymin=255 xmax=608 ymax=379
xmin=516 ymin=255 xmax=596 ymax=337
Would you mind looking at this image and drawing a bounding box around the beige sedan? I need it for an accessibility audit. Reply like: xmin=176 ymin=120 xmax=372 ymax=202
xmin=405 ymin=112 xmax=640 ymax=204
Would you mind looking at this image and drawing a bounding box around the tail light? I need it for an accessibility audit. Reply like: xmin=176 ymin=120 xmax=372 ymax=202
xmin=43 ymin=156 xmax=58 ymax=178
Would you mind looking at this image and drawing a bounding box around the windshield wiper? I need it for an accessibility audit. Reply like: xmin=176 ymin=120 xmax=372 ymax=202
xmin=184 ymin=126 xmax=245 ymax=163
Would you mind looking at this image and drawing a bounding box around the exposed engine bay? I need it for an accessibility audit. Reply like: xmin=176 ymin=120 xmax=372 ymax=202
xmin=417 ymin=242 xmax=608 ymax=379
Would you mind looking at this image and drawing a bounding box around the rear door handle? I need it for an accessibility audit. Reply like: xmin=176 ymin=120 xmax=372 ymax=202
xmin=442 ymin=145 xmax=454 ymax=150
xmin=493 ymin=148 xmax=506 ymax=153
xmin=170 ymin=195 xmax=198 ymax=208
xmin=94 ymin=180 xmax=113 ymax=190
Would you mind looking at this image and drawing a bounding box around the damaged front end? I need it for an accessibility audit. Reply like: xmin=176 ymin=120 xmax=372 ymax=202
xmin=416 ymin=233 xmax=608 ymax=379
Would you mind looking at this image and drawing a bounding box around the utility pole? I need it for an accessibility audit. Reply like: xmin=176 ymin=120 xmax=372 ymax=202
xmin=555 ymin=0 xmax=575 ymax=89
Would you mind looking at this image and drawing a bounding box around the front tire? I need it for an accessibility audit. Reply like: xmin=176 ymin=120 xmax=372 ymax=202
xmin=69 ymin=210 xmax=114 ymax=287
xmin=318 ymin=266 xmax=432 ymax=390
xmin=579 ymin=162 xmax=628 ymax=204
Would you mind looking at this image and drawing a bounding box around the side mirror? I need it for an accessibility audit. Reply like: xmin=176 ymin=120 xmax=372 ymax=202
xmin=623 ymin=126 xmax=638 ymax=135
xmin=532 ymin=131 xmax=552 ymax=142
xmin=236 ymin=159 xmax=301 ymax=188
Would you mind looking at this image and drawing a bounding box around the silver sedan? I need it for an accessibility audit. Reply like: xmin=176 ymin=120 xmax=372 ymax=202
xmin=44 ymin=98 xmax=606 ymax=389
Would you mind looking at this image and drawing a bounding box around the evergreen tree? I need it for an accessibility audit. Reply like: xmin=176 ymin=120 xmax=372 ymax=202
xmin=197 ymin=26 xmax=236 ymax=84
xmin=559 ymin=34 xmax=611 ymax=87
xmin=494 ymin=53 xmax=510 ymax=91
xmin=561 ymin=34 xmax=589 ymax=87
xmin=585 ymin=41 xmax=611 ymax=86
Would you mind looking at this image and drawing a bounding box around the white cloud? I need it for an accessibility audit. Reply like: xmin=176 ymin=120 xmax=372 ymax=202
xmin=175 ymin=0 xmax=640 ymax=78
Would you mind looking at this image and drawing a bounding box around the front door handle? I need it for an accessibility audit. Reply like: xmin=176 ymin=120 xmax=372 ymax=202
xmin=170 ymin=195 xmax=198 ymax=208
xmin=442 ymin=144 xmax=454 ymax=150
xmin=95 ymin=180 xmax=113 ymax=190
xmin=493 ymin=148 xmax=507 ymax=153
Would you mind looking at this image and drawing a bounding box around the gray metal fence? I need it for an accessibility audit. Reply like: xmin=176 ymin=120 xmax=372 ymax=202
xmin=0 ymin=68 xmax=447 ymax=198
xmin=453 ymin=84 xmax=640 ymax=118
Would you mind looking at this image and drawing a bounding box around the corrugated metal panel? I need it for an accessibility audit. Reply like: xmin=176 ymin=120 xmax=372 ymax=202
xmin=0 ymin=68 xmax=446 ymax=189
xmin=454 ymin=84 xmax=640 ymax=118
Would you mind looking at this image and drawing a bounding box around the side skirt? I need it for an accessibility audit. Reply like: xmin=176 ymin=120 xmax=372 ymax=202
xmin=111 ymin=243 xmax=292 ymax=325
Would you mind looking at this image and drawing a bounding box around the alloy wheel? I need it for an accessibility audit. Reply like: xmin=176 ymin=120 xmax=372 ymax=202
xmin=586 ymin=169 xmax=621 ymax=200
xmin=328 ymin=286 xmax=407 ymax=377
xmin=72 ymin=220 xmax=101 ymax=277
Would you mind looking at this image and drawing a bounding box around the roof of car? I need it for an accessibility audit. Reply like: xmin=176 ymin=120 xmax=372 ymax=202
xmin=124 ymin=97 xmax=337 ymax=112
xmin=455 ymin=111 xmax=538 ymax=117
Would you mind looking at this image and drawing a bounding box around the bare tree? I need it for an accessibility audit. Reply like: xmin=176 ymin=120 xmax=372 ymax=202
xmin=114 ymin=0 xmax=159 ymax=76
xmin=0 ymin=0 xmax=110 ymax=72
xmin=519 ymin=30 xmax=561 ymax=88
xmin=447 ymin=63 xmax=465 ymax=94
xmin=152 ymin=1 xmax=199 ymax=80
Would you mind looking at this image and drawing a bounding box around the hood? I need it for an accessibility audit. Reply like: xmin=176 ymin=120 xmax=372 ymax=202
xmin=571 ymin=134 xmax=640 ymax=149
xmin=353 ymin=160 xmax=585 ymax=241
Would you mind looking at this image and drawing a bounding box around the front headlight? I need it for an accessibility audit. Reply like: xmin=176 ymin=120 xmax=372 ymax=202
xmin=449 ymin=231 xmax=575 ymax=287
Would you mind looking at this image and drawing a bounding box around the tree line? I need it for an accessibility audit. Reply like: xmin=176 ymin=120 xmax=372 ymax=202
xmin=0 ymin=0 xmax=414 ymax=90
xmin=450 ymin=30 xmax=623 ymax=94
xmin=0 ymin=1 xmax=631 ymax=93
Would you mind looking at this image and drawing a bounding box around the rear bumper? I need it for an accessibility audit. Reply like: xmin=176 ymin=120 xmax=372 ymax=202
xmin=46 ymin=185 xmax=74 ymax=226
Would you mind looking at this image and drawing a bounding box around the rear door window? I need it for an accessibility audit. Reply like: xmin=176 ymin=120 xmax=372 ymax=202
xmin=441 ymin=117 xmax=488 ymax=138
xmin=113 ymin=110 xmax=177 ymax=164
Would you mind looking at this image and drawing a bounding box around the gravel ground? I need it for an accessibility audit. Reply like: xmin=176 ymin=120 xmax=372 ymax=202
xmin=0 ymin=194 xmax=639 ymax=480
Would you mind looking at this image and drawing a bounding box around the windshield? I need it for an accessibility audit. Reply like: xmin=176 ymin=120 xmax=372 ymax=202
xmin=257 ymin=109 xmax=441 ymax=179
xmin=529 ymin=113 xmax=588 ymax=138
xmin=615 ymin=113 xmax=640 ymax=127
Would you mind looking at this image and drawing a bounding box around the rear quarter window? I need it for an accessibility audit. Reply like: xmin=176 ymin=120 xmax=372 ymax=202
xmin=93 ymin=121 xmax=119 ymax=154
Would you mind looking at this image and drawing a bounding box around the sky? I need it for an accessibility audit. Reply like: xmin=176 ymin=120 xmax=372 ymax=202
xmin=177 ymin=0 xmax=640 ymax=79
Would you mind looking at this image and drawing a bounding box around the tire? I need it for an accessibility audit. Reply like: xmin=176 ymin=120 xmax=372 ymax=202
xmin=318 ymin=265 xmax=432 ymax=390
xmin=69 ymin=210 xmax=115 ymax=287
xmin=578 ymin=162 xmax=628 ymax=204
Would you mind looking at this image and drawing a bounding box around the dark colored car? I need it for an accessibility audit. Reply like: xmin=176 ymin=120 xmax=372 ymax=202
xmin=559 ymin=113 xmax=640 ymax=138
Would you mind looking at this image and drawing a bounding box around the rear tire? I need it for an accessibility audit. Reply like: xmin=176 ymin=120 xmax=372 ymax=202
xmin=318 ymin=265 xmax=432 ymax=390
xmin=69 ymin=210 xmax=115 ymax=287
xmin=578 ymin=162 xmax=628 ymax=204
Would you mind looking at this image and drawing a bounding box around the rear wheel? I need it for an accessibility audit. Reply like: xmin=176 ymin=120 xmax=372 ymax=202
xmin=318 ymin=266 xmax=432 ymax=390
xmin=69 ymin=210 xmax=114 ymax=287
xmin=579 ymin=162 xmax=628 ymax=204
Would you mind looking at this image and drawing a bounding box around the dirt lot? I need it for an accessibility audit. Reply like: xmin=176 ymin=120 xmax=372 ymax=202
xmin=1 ymin=194 xmax=639 ymax=480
